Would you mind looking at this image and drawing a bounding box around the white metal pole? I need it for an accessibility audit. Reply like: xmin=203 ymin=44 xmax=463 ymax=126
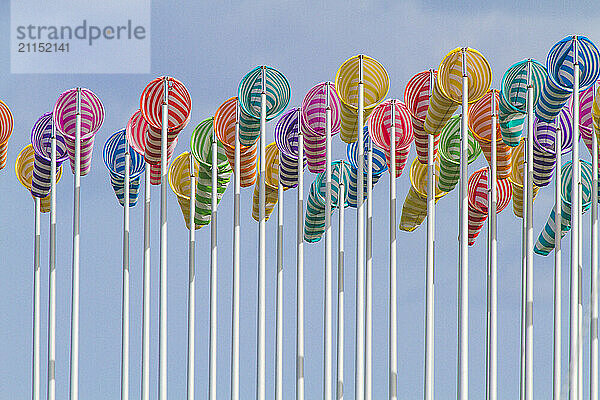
xmin=424 ymin=71 xmax=435 ymax=400
xmin=355 ymin=54 xmax=366 ymax=400
xmin=188 ymin=156 xmax=197 ymax=397
xmin=33 ymin=196 xmax=41 ymax=400
xmin=458 ymin=48 xmax=469 ymax=400
xmin=187 ymin=155 xmax=196 ymax=400
xmin=256 ymin=65 xmax=267 ymax=400
xmin=47 ymin=118 xmax=57 ymax=400
xmin=121 ymin=138 xmax=131 ymax=400
xmin=324 ymin=82 xmax=333 ymax=400
xmin=231 ymin=99 xmax=241 ymax=400
xmin=337 ymin=169 xmax=345 ymax=400
xmin=296 ymin=107 xmax=305 ymax=400
xmin=390 ymin=99 xmax=398 ymax=400
xmin=275 ymin=153 xmax=284 ymax=400
xmin=525 ymin=60 xmax=534 ymax=400
xmin=489 ymin=90 xmax=498 ymax=400
xmin=158 ymin=76 xmax=169 ymax=400
xmin=553 ymin=126 xmax=562 ymax=400
xmin=570 ymin=38 xmax=580 ymax=400
xmin=141 ymin=164 xmax=151 ymax=400
xmin=520 ymin=137 xmax=528 ymax=400
xmin=591 ymin=82 xmax=599 ymax=400
xmin=209 ymin=133 xmax=218 ymax=400
xmin=365 ymin=95 xmax=374 ymax=400
xmin=69 ymin=87 xmax=82 ymax=400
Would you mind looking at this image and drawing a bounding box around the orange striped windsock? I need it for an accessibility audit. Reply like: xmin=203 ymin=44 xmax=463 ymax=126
xmin=335 ymin=55 xmax=389 ymax=143
xmin=0 ymin=100 xmax=13 ymax=171
xmin=467 ymin=167 xmax=512 ymax=246
xmin=424 ymin=48 xmax=492 ymax=138
xmin=214 ymin=97 xmax=258 ymax=187
xmin=469 ymin=90 xmax=513 ymax=179
xmin=404 ymin=70 xmax=440 ymax=164
xmin=15 ymin=144 xmax=63 ymax=213
xmin=251 ymin=142 xmax=289 ymax=221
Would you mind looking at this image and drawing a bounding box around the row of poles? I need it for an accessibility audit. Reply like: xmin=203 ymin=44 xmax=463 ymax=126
xmin=21 ymin=38 xmax=598 ymax=400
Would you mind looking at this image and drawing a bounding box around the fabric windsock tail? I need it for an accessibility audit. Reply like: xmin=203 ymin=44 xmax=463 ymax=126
xmin=251 ymin=183 xmax=279 ymax=221
xmin=467 ymin=205 xmax=488 ymax=246
xmin=274 ymin=109 xmax=306 ymax=188
xmin=149 ymin=136 xmax=178 ymax=185
xmin=31 ymin=127 xmax=68 ymax=197
xmin=475 ymin=138 xmax=512 ymax=180
xmin=304 ymin=184 xmax=326 ymax=242
xmin=0 ymin=141 xmax=7 ymax=170
xmin=251 ymin=142 xmax=288 ymax=221
xmin=238 ymin=109 xmax=261 ymax=146
xmin=0 ymin=99 xmax=13 ymax=171
xmin=498 ymin=96 xmax=526 ymax=147
xmin=194 ymin=166 xmax=231 ymax=227
xmin=15 ymin=144 xmax=62 ymax=213
xmin=532 ymin=143 xmax=556 ymax=187
xmin=413 ymin=124 xmax=440 ymax=165
xmin=578 ymin=83 xmax=596 ymax=155
xmin=404 ymin=70 xmax=438 ymax=164
xmin=532 ymin=107 xmax=573 ymax=187
xmin=168 ymin=152 xmax=202 ymax=230
xmin=304 ymin=133 xmax=326 ymax=173
xmin=110 ymin=173 xmax=142 ymax=207
xmin=144 ymin=125 xmax=182 ymax=165
xmin=509 ymin=139 xmax=540 ymax=217
xmin=220 ymin=141 xmax=257 ymax=187
xmin=534 ymin=208 xmax=572 ymax=255
xmin=423 ymin=82 xmax=458 ymax=137
xmin=399 ymin=157 xmax=447 ymax=232
xmin=64 ymin=134 xmax=95 ymax=176
xmin=346 ymin=166 xmax=383 ymax=208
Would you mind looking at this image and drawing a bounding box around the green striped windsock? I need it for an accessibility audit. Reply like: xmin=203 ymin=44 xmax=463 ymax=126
xmin=304 ymin=160 xmax=351 ymax=242
xmin=534 ymin=160 xmax=593 ymax=255
xmin=190 ymin=117 xmax=232 ymax=227
xmin=437 ymin=115 xmax=481 ymax=192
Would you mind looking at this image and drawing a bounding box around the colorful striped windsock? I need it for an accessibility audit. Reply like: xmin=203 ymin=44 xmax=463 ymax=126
xmin=190 ymin=117 xmax=232 ymax=227
xmin=367 ymin=99 xmax=414 ymax=177
xmin=575 ymin=81 xmax=598 ymax=155
xmin=274 ymin=108 xmax=306 ymax=188
xmin=53 ymin=88 xmax=104 ymax=176
xmin=594 ymin=84 xmax=600 ymax=143
xmin=399 ymin=158 xmax=448 ymax=232
xmin=140 ymin=76 xmax=192 ymax=166
xmin=437 ymin=115 xmax=481 ymax=192
xmin=535 ymin=160 xmax=593 ymax=255
xmin=467 ymin=167 xmax=512 ymax=246
xmin=424 ymin=48 xmax=492 ymax=138
xmin=532 ymin=107 xmax=573 ymax=187
xmin=469 ymin=90 xmax=513 ymax=179
xmin=30 ymin=112 xmax=69 ymax=198
xmin=103 ymin=129 xmax=145 ymax=207
xmin=346 ymin=129 xmax=388 ymax=207
xmin=404 ymin=70 xmax=439 ymax=164
xmin=238 ymin=66 xmax=291 ymax=146
xmin=15 ymin=144 xmax=63 ymax=213
xmin=536 ymin=35 xmax=600 ymax=123
xmin=251 ymin=142 xmax=289 ymax=221
xmin=508 ymin=138 xmax=540 ymax=218
xmin=304 ymin=160 xmax=351 ymax=242
xmin=499 ymin=59 xmax=547 ymax=147
xmin=0 ymin=99 xmax=13 ymax=171
xmin=214 ymin=97 xmax=258 ymax=187
xmin=301 ymin=82 xmax=342 ymax=173
xmin=169 ymin=152 xmax=201 ymax=230
xmin=335 ymin=55 xmax=389 ymax=143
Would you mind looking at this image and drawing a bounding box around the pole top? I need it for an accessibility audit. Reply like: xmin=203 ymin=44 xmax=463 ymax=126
xmin=261 ymin=66 xmax=266 ymax=94
xmin=461 ymin=48 xmax=468 ymax=77
xmin=162 ymin=76 xmax=169 ymax=104
xmin=358 ymin=54 xmax=364 ymax=84
xmin=76 ymin=87 xmax=82 ymax=114
xmin=325 ymin=82 xmax=331 ymax=110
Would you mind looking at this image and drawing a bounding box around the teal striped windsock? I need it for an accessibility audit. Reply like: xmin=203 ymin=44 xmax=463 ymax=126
xmin=499 ymin=59 xmax=547 ymax=147
xmin=304 ymin=160 xmax=351 ymax=243
xmin=238 ymin=66 xmax=291 ymax=146
xmin=437 ymin=115 xmax=481 ymax=192
xmin=534 ymin=160 xmax=593 ymax=255
xmin=190 ymin=117 xmax=232 ymax=227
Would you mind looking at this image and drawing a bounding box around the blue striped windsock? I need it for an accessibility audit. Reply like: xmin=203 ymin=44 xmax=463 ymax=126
xmin=535 ymin=36 xmax=600 ymax=123
xmin=103 ymin=129 xmax=146 ymax=207
xmin=534 ymin=160 xmax=593 ymax=255
xmin=346 ymin=127 xmax=387 ymax=207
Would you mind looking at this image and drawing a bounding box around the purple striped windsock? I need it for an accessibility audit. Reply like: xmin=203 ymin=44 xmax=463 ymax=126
xmin=274 ymin=108 xmax=307 ymax=188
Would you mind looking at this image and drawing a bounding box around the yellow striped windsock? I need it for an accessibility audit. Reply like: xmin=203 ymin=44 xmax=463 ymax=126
xmin=15 ymin=144 xmax=63 ymax=213
xmin=252 ymin=142 xmax=289 ymax=221
xmin=508 ymin=138 xmax=540 ymax=218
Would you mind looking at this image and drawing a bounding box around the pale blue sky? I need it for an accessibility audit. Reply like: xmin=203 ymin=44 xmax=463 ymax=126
xmin=1 ymin=1 xmax=600 ymax=399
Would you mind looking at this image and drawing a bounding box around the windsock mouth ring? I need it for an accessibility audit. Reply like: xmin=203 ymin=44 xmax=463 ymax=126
xmin=546 ymin=36 xmax=600 ymax=92
xmin=15 ymin=144 xmax=63 ymax=190
xmin=126 ymin=110 xmax=149 ymax=157
xmin=274 ymin=108 xmax=304 ymax=159
xmin=533 ymin=108 xmax=574 ymax=156
xmin=0 ymin=99 xmax=14 ymax=145
xmin=367 ymin=99 xmax=414 ymax=151
xmin=168 ymin=152 xmax=193 ymax=201
xmin=500 ymin=59 xmax=547 ymax=114
xmin=30 ymin=112 xmax=69 ymax=163
xmin=437 ymin=48 xmax=492 ymax=104
xmin=53 ymin=88 xmax=104 ymax=141
xmin=335 ymin=55 xmax=390 ymax=113
xmin=347 ymin=128 xmax=388 ymax=177
xmin=300 ymin=82 xmax=341 ymax=138
xmin=140 ymin=76 xmax=192 ymax=133
xmin=190 ymin=117 xmax=231 ymax=173
xmin=409 ymin=158 xmax=446 ymax=200
xmin=404 ymin=70 xmax=437 ymax=123
xmin=238 ymin=66 xmax=291 ymax=122
xmin=214 ymin=97 xmax=257 ymax=151
xmin=103 ymin=129 xmax=146 ymax=180
xmin=439 ymin=115 xmax=481 ymax=166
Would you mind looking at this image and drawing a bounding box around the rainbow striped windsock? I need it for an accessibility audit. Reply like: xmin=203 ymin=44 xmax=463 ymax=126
xmin=535 ymin=160 xmax=593 ymax=255
xmin=536 ymin=36 xmax=600 ymax=123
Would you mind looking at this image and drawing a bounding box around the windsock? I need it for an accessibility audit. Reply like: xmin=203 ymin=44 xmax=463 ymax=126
xmin=367 ymin=99 xmax=413 ymax=177
xmin=575 ymin=81 xmax=598 ymax=154
xmin=499 ymin=59 xmax=547 ymax=146
xmin=168 ymin=152 xmax=201 ymax=230
xmin=0 ymin=100 xmax=13 ymax=170
xmin=335 ymin=55 xmax=389 ymax=143
xmin=103 ymin=129 xmax=145 ymax=207
xmin=532 ymin=107 xmax=573 ymax=187
xmin=469 ymin=90 xmax=513 ymax=179
xmin=214 ymin=97 xmax=258 ymax=187
xmin=346 ymin=129 xmax=388 ymax=207
xmin=399 ymin=158 xmax=447 ymax=232
xmin=594 ymin=84 xmax=600 ymax=143
xmin=536 ymin=35 xmax=600 ymax=123
xmin=467 ymin=167 xmax=512 ymax=246
xmin=535 ymin=160 xmax=593 ymax=255
xmin=301 ymin=82 xmax=341 ymax=173
xmin=424 ymin=48 xmax=491 ymax=138
xmin=404 ymin=70 xmax=439 ymax=164
xmin=15 ymin=144 xmax=62 ymax=213
xmin=274 ymin=108 xmax=307 ymax=188
xmin=190 ymin=117 xmax=232 ymax=227
xmin=238 ymin=66 xmax=291 ymax=146
xmin=30 ymin=112 xmax=69 ymax=198
xmin=438 ymin=115 xmax=481 ymax=192
xmin=304 ymin=160 xmax=351 ymax=242
xmin=251 ymin=142 xmax=289 ymax=221
xmin=53 ymin=88 xmax=104 ymax=176
xmin=508 ymin=138 xmax=540 ymax=218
